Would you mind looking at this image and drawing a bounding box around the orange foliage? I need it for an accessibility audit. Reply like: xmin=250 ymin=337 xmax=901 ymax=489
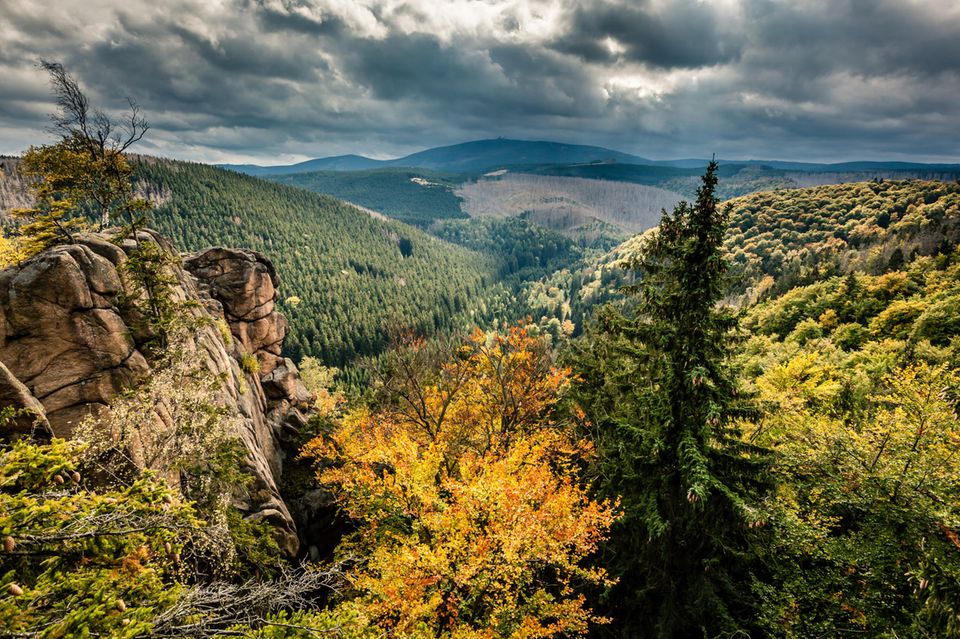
xmin=301 ymin=325 xmax=617 ymax=638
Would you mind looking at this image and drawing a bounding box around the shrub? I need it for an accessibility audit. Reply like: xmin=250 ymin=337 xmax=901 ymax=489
xmin=832 ymin=322 xmax=871 ymax=351
xmin=912 ymin=294 xmax=960 ymax=346
xmin=240 ymin=352 xmax=261 ymax=375
xmin=216 ymin=317 xmax=233 ymax=345
xmin=869 ymin=299 xmax=926 ymax=338
xmin=788 ymin=317 xmax=823 ymax=345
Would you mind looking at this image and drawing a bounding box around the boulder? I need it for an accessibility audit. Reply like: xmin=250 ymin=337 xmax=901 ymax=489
xmin=0 ymin=242 xmax=149 ymax=436
xmin=184 ymin=247 xmax=278 ymax=321
xmin=261 ymin=358 xmax=313 ymax=405
xmin=184 ymin=248 xmax=287 ymax=373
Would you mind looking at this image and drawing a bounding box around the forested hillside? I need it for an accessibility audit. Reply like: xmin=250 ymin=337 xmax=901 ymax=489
xmin=527 ymin=161 xmax=795 ymax=200
xmin=725 ymin=193 xmax=960 ymax=638
xmin=267 ymin=168 xmax=680 ymax=243
xmin=130 ymin=159 xmax=499 ymax=366
xmin=244 ymin=158 xmax=960 ymax=250
xmin=264 ymin=168 xmax=467 ymax=228
xmin=528 ymin=162 xmax=960 ymax=201
xmin=522 ymin=179 xmax=960 ymax=330
xmin=725 ymin=179 xmax=960 ymax=298
xmin=431 ymin=216 xmax=582 ymax=281
xmin=222 ymin=138 xmax=960 ymax=251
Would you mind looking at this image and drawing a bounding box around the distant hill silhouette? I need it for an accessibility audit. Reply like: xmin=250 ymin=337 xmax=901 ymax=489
xmin=221 ymin=138 xmax=651 ymax=175
xmin=221 ymin=137 xmax=960 ymax=177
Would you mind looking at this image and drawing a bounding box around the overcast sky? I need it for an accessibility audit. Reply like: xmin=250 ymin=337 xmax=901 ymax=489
xmin=1 ymin=0 xmax=958 ymax=164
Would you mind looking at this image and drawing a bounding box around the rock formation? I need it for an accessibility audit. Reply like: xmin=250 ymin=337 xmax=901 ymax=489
xmin=183 ymin=248 xmax=288 ymax=375
xmin=0 ymin=230 xmax=314 ymax=556
xmin=0 ymin=360 xmax=50 ymax=440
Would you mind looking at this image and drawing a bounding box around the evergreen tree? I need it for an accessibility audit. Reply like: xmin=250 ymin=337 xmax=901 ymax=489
xmin=573 ymin=161 xmax=771 ymax=638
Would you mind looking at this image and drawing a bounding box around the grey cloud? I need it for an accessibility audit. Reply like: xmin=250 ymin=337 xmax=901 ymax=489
xmin=341 ymin=34 xmax=500 ymax=102
xmin=0 ymin=0 xmax=958 ymax=163
xmin=253 ymin=0 xmax=347 ymax=36
xmin=743 ymin=0 xmax=960 ymax=78
xmin=335 ymin=31 xmax=606 ymax=131
xmin=552 ymin=0 xmax=743 ymax=69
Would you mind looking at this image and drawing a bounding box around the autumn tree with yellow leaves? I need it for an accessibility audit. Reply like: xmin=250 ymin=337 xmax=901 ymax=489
xmin=302 ymin=325 xmax=618 ymax=638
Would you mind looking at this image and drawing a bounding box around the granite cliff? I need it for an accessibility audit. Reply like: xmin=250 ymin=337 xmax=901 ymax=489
xmin=0 ymin=229 xmax=313 ymax=555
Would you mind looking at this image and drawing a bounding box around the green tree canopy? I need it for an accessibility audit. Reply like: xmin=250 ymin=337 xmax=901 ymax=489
xmin=573 ymin=161 xmax=772 ymax=638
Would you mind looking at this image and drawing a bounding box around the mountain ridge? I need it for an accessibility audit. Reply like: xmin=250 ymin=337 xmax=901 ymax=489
xmin=220 ymin=138 xmax=960 ymax=176
xmin=220 ymin=138 xmax=652 ymax=176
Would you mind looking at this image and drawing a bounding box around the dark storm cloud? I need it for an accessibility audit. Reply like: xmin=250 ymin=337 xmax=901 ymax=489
xmin=340 ymin=33 xmax=602 ymax=119
xmin=0 ymin=0 xmax=957 ymax=163
xmin=743 ymin=0 xmax=960 ymax=78
xmin=342 ymin=34 xmax=501 ymax=101
xmin=552 ymin=0 xmax=743 ymax=69
xmin=254 ymin=1 xmax=348 ymax=35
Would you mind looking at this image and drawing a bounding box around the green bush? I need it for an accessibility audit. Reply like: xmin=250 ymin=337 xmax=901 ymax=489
xmin=787 ymin=317 xmax=823 ymax=345
xmin=832 ymin=322 xmax=871 ymax=351
xmin=869 ymin=299 xmax=926 ymax=338
xmin=912 ymin=294 xmax=960 ymax=345
xmin=240 ymin=352 xmax=261 ymax=375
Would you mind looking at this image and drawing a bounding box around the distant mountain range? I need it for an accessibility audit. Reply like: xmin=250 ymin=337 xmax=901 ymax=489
xmin=221 ymin=138 xmax=960 ymax=177
xmin=221 ymin=139 xmax=652 ymax=176
xmin=224 ymin=154 xmax=384 ymax=175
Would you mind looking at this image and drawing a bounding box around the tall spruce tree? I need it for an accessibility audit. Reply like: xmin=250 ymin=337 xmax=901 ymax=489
xmin=573 ymin=161 xmax=771 ymax=638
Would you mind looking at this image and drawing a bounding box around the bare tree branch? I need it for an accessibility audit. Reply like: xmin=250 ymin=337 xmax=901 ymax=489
xmin=34 ymin=60 xmax=151 ymax=229
xmin=150 ymin=563 xmax=351 ymax=637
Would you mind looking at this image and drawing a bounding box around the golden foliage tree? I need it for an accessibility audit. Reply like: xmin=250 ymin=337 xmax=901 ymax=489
xmin=302 ymin=326 xmax=617 ymax=638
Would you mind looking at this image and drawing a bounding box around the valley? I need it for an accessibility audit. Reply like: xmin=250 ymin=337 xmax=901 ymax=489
xmin=6 ymin=147 xmax=960 ymax=378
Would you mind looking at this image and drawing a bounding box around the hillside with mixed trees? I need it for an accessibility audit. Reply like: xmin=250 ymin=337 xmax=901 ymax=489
xmin=5 ymin=66 xmax=960 ymax=639
xmin=728 ymin=192 xmax=960 ymax=637
xmin=521 ymin=178 xmax=960 ymax=329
